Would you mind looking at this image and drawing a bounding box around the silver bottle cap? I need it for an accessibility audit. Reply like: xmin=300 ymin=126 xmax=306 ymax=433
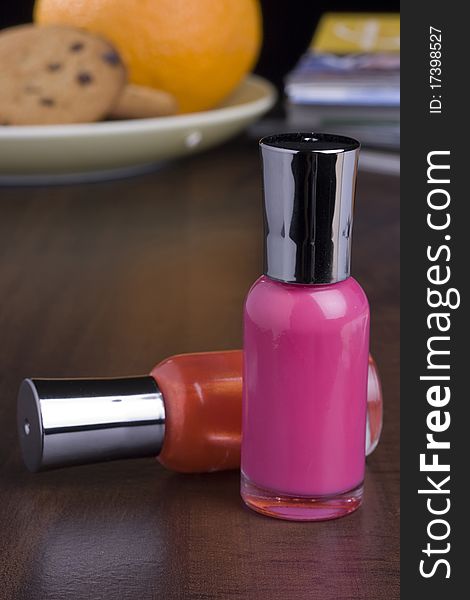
xmin=17 ymin=376 xmax=165 ymax=472
xmin=260 ymin=133 xmax=360 ymax=284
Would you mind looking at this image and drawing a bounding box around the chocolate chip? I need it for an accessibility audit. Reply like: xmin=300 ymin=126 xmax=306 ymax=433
xmin=47 ymin=63 xmax=62 ymax=72
xmin=102 ymin=51 xmax=121 ymax=66
xmin=70 ymin=42 xmax=84 ymax=52
xmin=39 ymin=98 xmax=55 ymax=107
xmin=1 ymin=121 xmax=10 ymax=126
xmin=77 ymin=72 xmax=93 ymax=85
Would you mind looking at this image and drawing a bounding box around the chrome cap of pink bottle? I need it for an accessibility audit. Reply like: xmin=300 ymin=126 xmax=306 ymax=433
xmin=241 ymin=133 xmax=369 ymax=521
xmin=262 ymin=133 xmax=360 ymax=284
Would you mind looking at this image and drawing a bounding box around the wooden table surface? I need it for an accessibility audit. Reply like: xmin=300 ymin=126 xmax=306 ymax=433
xmin=0 ymin=138 xmax=399 ymax=600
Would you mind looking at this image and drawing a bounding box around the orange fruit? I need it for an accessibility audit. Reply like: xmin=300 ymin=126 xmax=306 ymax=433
xmin=35 ymin=0 xmax=262 ymax=113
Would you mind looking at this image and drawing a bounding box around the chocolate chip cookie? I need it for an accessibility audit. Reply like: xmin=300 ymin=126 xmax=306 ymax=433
xmin=109 ymin=84 xmax=178 ymax=120
xmin=0 ymin=24 xmax=127 ymax=125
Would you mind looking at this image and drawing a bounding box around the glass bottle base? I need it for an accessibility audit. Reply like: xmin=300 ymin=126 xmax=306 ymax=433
xmin=241 ymin=473 xmax=363 ymax=521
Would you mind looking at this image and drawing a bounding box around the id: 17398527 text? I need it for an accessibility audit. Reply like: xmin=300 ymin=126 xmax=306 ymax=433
xmin=429 ymin=26 xmax=443 ymax=114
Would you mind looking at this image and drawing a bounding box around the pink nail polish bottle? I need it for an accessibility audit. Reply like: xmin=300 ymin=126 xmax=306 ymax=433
xmin=241 ymin=133 xmax=370 ymax=521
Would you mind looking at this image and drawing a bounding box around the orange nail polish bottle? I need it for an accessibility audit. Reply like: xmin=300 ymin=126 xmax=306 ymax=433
xmin=17 ymin=350 xmax=382 ymax=473
xmin=151 ymin=350 xmax=243 ymax=472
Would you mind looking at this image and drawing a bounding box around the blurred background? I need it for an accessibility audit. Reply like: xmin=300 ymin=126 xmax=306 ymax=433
xmin=0 ymin=0 xmax=400 ymax=179
xmin=1 ymin=1 xmax=400 ymax=89
xmin=1 ymin=3 xmax=400 ymax=58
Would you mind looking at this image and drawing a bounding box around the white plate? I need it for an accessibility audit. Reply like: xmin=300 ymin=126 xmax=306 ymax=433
xmin=0 ymin=75 xmax=276 ymax=184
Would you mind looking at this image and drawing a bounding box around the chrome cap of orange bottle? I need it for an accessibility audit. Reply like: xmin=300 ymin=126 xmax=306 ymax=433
xmin=17 ymin=376 xmax=165 ymax=472
xmin=260 ymin=133 xmax=360 ymax=285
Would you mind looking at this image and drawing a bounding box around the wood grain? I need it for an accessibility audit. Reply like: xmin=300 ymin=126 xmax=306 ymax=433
xmin=0 ymin=139 xmax=399 ymax=599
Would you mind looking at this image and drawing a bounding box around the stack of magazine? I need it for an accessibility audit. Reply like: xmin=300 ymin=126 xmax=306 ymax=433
xmin=285 ymin=13 xmax=400 ymax=153
xmin=286 ymin=53 xmax=399 ymax=150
